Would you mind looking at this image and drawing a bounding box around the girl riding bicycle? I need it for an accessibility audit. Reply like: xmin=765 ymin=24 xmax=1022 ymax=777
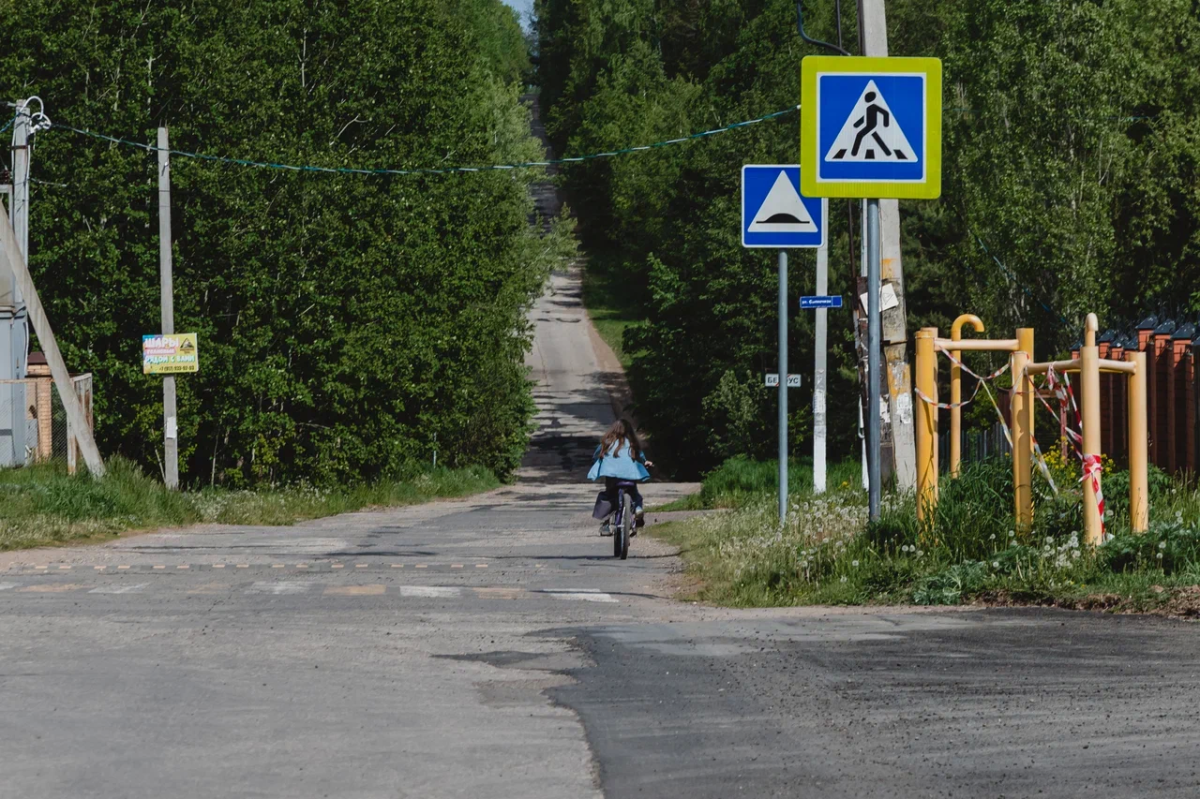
xmin=587 ymin=419 xmax=653 ymax=535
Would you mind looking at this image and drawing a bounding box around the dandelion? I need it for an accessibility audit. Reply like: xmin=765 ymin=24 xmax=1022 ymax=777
xmin=992 ymin=561 xmax=1000 ymax=569
xmin=1157 ymin=552 xmax=1164 ymax=559
xmin=916 ymin=550 xmax=924 ymax=558
xmin=1071 ymin=551 xmax=1080 ymax=560
xmin=1159 ymin=541 xmax=1167 ymax=550
xmin=840 ymin=575 xmax=848 ymax=583
xmin=989 ymin=533 xmax=996 ymax=540
xmin=852 ymin=560 xmax=860 ymax=567
xmin=1009 ymin=530 xmax=1016 ymax=538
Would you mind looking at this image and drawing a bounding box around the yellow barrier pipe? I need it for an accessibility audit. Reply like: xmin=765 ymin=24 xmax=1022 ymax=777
xmin=1127 ymin=351 xmax=1149 ymax=534
xmin=1081 ymin=341 xmax=1103 ymax=545
xmin=1012 ymin=329 xmax=1035 ymax=531
xmin=915 ymin=328 xmax=938 ymax=526
xmin=1026 ymin=359 xmax=1081 ymax=375
xmin=935 ymin=338 xmax=1019 ymax=352
xmin=950 ymin=314 xmax=984 ymax=478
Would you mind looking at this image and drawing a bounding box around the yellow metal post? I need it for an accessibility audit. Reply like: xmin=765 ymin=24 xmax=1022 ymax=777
xmin=915 ymin=328 xmax=938 ymax=525
xmin=950 ymin=314 xmax=984 ymax=478
xmin=1011 ymin=328 xmax=1035 ymax=530
xmin=1126 ymin=351 xmax=1149 ymax=534
xmin=1081 ymin=338 xmax=1103 ymax=545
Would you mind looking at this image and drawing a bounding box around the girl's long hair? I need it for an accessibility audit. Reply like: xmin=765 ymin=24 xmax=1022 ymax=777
xmin=600 ymin=418 xmax=642 ymax=460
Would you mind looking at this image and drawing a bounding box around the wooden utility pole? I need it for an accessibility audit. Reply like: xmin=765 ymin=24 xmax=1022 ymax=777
xmin=0 ymin=201 xmax=105 ymax=476
xmin=857 ymin=0 xmax=916 ymax=491
xmin=157 ymin=128 xmax=179 ymax=490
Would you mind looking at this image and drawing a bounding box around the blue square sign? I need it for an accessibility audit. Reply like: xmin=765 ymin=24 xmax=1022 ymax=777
xmin=741 ymin=165 xmax=826 ymax=249
xmin=817 ymin=73 xmax=926 ymax=184
xmin=801 ymin=56 xmax=942 ymax=199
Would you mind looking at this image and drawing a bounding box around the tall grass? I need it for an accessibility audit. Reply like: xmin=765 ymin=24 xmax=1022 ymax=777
xmin=0 ymin=457 xmax=499 ymax=551
xmin=650 ymin=455 xmax=1200 ymax=612
xmin=657 ymin=455 xmax=863 ymax=510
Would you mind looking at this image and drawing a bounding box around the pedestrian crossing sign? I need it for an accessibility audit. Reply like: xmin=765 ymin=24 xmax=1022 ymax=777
xmin=800 ymin=56 xmax=942 ymax=199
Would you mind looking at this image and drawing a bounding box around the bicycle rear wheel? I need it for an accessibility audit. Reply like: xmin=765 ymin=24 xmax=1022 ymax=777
xmin=618 ymin=492 xmax=632 ymax=560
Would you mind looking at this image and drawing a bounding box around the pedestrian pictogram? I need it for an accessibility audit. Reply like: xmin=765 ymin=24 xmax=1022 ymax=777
xmin=741 ymin=165 xmax=826 ymax=248
xmin=800 ymin=56 xmax=942 ymax=199
xmin=825 ymin=80 xmax=915 ymax=163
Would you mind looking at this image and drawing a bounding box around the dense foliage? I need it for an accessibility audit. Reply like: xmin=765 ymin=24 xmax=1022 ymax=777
xmin=535 ymin=0 xmax=1200 ymax=476
xmin=2 ymin=0 xmax=562 ymax=485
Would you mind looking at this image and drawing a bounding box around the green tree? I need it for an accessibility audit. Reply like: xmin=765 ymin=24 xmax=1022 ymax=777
xmin=1 ymin=0 xmax=558 ymax=485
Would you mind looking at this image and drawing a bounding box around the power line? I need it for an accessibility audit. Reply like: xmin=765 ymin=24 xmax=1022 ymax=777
xmin=51 ymin=106 xmax=801 ymax=177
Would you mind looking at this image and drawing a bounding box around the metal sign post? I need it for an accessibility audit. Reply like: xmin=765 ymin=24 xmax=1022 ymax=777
xmin=741 ymin=165 xmax=826 ymax=523
xmin=866 ymin=199 xmax=882 ymax=520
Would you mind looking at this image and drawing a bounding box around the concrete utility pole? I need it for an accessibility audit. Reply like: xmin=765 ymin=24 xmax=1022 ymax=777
xmin=157 ymin=128 xmax=179 ymax=490
xmin=812 ymin=205 xmax=829 ymax=495
xmin=857 ymin=0 xmax=916 ymax=492
xmin=1 ymin=100 xmax=32 ymax=466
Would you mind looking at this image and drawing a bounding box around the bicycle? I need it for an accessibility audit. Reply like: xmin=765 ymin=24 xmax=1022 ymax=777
xmin=609 ymin=479 xmax=638 ymax=560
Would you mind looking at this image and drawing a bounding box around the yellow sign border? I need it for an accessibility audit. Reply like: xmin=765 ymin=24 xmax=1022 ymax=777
xmin=800 ymin=56 xmax=942 ymax=200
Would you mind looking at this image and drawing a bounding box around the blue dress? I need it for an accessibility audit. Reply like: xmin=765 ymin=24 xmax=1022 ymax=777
xmin=587 ymin=441 xmax=651 ymax=482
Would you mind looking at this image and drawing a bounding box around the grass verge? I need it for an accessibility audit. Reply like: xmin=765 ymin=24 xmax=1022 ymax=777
xmin=654 ymin=455 xmax=862 ymax=511
xmin=0 ymin=457 xmax=499 ymax=551
xmin=649 ymin=456 xmax=1200 ymax=617
xmin=580 ymin=251 xmax=643 ymax=368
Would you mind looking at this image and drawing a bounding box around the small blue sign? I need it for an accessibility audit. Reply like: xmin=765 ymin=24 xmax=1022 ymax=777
xmin=741 ymin=165 xmax=826 ymax=249
xmin=800 ymin=295 xmax=843 ymax=309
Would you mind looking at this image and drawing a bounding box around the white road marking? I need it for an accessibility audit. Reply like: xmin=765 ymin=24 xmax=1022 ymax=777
xmin=540 ymin=589 xmax=618 ymax=603
xmin=247 ymin=581 xmax=311 ymax=595
xmin=399 ymin=586 xmax=462 ymax=598
xmin=0 ymin=583 xmax=15 ymax=591
xmin=88 ymin=583 xmax=149 ymax=595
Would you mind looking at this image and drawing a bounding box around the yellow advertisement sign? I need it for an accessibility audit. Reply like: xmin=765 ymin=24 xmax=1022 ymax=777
xmin=143 ymin=333 xmax=199 ymax=374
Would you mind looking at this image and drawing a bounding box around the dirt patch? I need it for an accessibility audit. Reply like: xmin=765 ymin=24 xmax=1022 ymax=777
xmin=974 ymin=586 xmax=1200 ymax=620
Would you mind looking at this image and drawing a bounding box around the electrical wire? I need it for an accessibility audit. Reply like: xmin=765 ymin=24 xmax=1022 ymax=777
xmin=51 ymin=105 xmax=801 ymax=177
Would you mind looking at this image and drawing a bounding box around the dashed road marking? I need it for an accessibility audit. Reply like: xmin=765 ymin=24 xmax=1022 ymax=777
xmin=324 ymin=585 xmax=385 ymax=596
xmin=0 ymin=583 xmax=16 ymax=591
xmin=187 ymin=583 xmax=227 ymax=595
xmin=247 ymin=581 xmax=310 ymax=595
xmin=89 ymin=583 xmax=148 ymax=595
xmin=474 ymin=587 xmax=525 ymax=600
xmin=540 ymin=589 xmax=618 ymax=603
xmin=398 ymin=586 xmax=461 ymax=598
xmin=18 ymin=584 xmax=83 ymax=593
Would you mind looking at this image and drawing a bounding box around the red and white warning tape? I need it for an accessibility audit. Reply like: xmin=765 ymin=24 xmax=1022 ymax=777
xmin=1083 ymin=453 xmax=1107 ymax=541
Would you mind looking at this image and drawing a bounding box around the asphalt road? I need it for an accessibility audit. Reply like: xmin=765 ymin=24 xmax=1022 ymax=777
xmin=3 ymin=144 xmax=1199 ymax=796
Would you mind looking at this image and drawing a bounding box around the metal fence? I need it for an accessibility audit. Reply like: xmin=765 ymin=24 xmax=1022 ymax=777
xmin=938 ymin=421 xmax=1011 ymax=473
xmin=0 ymin=373 xmax=94 ymax=472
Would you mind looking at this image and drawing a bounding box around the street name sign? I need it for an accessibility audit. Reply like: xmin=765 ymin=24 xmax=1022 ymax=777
xmin=741 ymin=165 xmax=826 ymax=248
xmin=800 ymin=56 xmax=942 ymax=199
xmin=800 ymin=295 xmax=843 ymax=309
